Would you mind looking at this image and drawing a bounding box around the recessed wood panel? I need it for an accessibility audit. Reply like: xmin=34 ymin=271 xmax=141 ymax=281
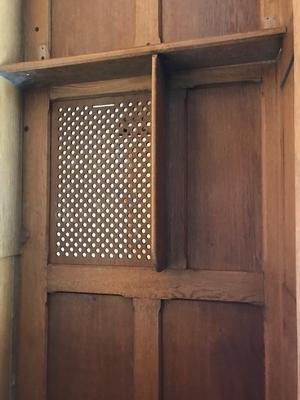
xmin=47 ymin=293 xmax=134 ymax=400
xmin=162 ymin=0 xmax=260 ymax=43
xmin=51 ymin=0 xmax=136 ymax=57
xmin=187 ymin=83 xmax=262 ymax=271
xmin=162 ymin=300 xmax=264 ymax=400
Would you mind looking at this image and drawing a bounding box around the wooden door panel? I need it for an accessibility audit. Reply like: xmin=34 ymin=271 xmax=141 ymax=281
xmin=187 ymin=83 xmax=262 ymax=271
xmin=162 ymin=0 xmax=261 ymax=43
xmin=162 ymin=300 xmax=264 ymax=400
xmin=51 ymin=0 xmax=136 ymax=57
xmin=47 ymin=293 xmax=134 ymax=400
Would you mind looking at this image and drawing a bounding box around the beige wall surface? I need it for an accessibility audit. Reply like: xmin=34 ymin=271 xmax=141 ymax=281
xmin=0 ymin=0 xmax=21 ymax=64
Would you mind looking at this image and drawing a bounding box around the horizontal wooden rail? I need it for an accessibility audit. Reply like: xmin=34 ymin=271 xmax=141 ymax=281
xmin=0 ymin=28 xmax=284 ymax=88
xmin=47 ymin=265 xmax=264 ymax=305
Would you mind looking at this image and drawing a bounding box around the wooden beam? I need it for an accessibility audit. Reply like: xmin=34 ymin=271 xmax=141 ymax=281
xmin=24 ymin=0 xmax=51 ymax=61
xmin=0 ymin=28 xmax=285 ymax=88
xmin=292 ymin=0 xmax=300 ymax=396
xmin=0 ymin=257 xmax=15 ymax=400
xmin=47 ymin=265 xmax=264 ymax=305
xmin=133 ymin=299 xmax=161 ymax=400
xmin=152 ymin=55 xmax=167 ymax=270
xmin=17 ymin=90 xmax=49 ymax=400
xmin=135 ymin=0 xmax=161 ymax=46
xmin=170 ymin=63 xmax=264 ymax=89
xmin=261 ymin=65 xmax=284 ymax=400
xmin=50 ymin=75 xmax=151 ymax=100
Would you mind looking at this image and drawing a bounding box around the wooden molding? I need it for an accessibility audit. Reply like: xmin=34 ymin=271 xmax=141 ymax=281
xmin=133 ymin=299 xmax=161 ymax=400
xmin=17 ymin=90 xmax=49 ymax=400
xmin=261 ymin=64 xmax=284 ymax=400
xmin=50 ymin=75 xmax=152 ymax=100
xmin=47 ymin=265 xmax=264 ymax=305
xmin=0 ymin=28 xmax=285 ymax=88
xmin=170 ymin=63 xmax=264 ymax=89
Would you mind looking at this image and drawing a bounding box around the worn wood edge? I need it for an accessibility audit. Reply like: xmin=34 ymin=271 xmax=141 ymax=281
xmin=47 ymin=265 xmax=264 ymax=305
xmin=133 ymin=299 xmax=161 ymax=400
xmin=261 ymin=64 xmax=284 ymax=400
xmin=50 ymin=75 xmax=152 ymax=100
xmin=0 ymin=256 xmax=16 ymax=400
xmin=151 ymin=55 xmax=167 ymax=270
xmin=279 ymin=15 xmax=294 ymax=86
xmin=0 ymin=28 xmax=285 ymax=86
xmin=17 ymin=90 xmax=49 ymax=400
xmin=151 ymin=55 xmax=159 ymax=269
xmin=169 ymin=63 xmax=265 ymax=89
xmin=293 ymin=0 xmax=300 ymax=396
xmin=23 ymin=0 xmax=51 ymax=61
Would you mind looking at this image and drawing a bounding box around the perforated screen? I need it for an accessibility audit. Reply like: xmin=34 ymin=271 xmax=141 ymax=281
xmin=50 ymin=93 xmax=153 ymax=266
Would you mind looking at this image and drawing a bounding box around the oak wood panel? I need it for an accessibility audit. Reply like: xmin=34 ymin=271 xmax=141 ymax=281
xmin=261 ymin=0 xmax=280 ymax=28
xmin=170 ymin=64 xmax=263 ymax=89
xmin=23 ymin=0 xmax=50 ymax=60
xmin=135 ymin=0 xmax=161 ymax=46
xmin=51 ymin=0 xmax=136 ymax=57
xmin=47 ymin=265 xmax=264 ymax=305
xmin=0 ymin=257 xmax=15 ymax=400
xmin=162 ymin=0 xmax=260 ymax=42
xmin=133 ymin=299 xmax=161 ymax=400
xmin=166 ymin=89 xmax=187 ymax=269
xmin=0 ymin=28 xmax=285 ymax=88
xmin=282 ymin=66 xmax=296 ymax=298
xmin=162 ymin=300 xmax=264 ymax=400
xmin=161 ymin=30 xmax=283 ymax=72
xmin=279 ymin=15 xmax=294 ymax=87
xmin=50 ymin=76 xmax=152 ymax=100
xmin=187 ymin=83 xmax=262 ymax=271
xmin=261 ymin=65 xmax=284 ymax=400
xmin=17 ymin=90 xmax=49 ymax=400
xmin=152 ymin=55 xmax=167 ymax=269
xmin=292 ymin=1 xmax=300 ymax=396
xmin=47 ymin=293 xmax=134 ymax=400
xmin=281 ymin=63 xmax=297 ymax=399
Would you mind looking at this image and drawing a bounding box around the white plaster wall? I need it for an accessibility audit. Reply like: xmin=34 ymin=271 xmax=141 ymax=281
xmin=0 ymin=0 xmax=21 ymax=65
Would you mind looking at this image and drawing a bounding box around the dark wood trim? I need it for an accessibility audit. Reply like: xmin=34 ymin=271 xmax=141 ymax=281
xmin=133 ymin=299 xmax=161 ymax=400
xmin=47 ymin=265 xmax=264 ymax=305
xmin=0 ymin=28 xmax=285 ymax=88
xmin=17 ymin=90 xmax=49 ymax=400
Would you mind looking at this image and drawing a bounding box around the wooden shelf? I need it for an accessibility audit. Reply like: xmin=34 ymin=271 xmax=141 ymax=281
xmin=0 ymin=28 xmax=285 ymax=88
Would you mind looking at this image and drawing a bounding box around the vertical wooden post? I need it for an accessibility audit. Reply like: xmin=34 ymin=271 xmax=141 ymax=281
xmin=17 ymin=90 xmax=49 ymax=400
xmin=260 ymin=0 xmax=280 ymax=28
xmin=133 ymin=299 xmax=161 ymax=400
xmin=261 ymin=65 xmax=284 ymax=400
xmin=152 ymin=54 xmax=167 ymax=270
xmin=293 ymin=0 xmax=300 ymax=396
xmin=24 ymin=0 xmax=50 ymax=60
xmin=0 ymin=1 xmax=22 ymax=399
xmin=135 ymin=0 xmax=161 ymax=46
